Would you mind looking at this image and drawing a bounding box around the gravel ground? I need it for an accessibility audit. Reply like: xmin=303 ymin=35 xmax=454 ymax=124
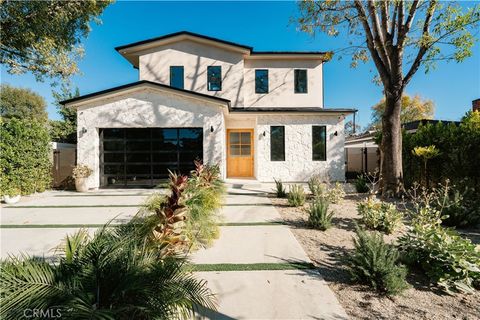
xmin=271 ymin=194 xmax=480 ymax=320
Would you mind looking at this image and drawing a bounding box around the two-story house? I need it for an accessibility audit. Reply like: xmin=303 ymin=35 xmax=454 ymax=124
xmin=61 ymin=31 xmax=356 ymax=188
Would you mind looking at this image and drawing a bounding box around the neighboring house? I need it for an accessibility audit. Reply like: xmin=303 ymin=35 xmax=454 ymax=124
xmin=61 ymin=31 xmax=356 ymax=189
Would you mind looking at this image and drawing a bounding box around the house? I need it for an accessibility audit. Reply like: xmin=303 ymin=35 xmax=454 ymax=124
xmin=61 ymin=31 xmax=356 ymax=188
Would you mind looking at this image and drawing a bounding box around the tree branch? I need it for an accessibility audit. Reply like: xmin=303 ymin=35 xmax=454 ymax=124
xmin=367 ymin=1 xmax=392 ymax=72
xmin=403 ymin=0 xmax=438 ymax=86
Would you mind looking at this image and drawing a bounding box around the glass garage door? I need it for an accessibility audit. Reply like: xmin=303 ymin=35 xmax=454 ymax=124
xmin=100 ymin=128 xmax=203 ymax=187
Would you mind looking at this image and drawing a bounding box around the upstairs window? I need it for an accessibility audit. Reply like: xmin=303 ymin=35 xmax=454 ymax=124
xmin=207 ymin=66 xmax=222 ymax=91
xmin=270 ymin=126 xmax=285 ymax=161
xmin=170 ymin=66 xmax=184 ymax=89
xmin=255 ymin=69 xmax=269 ymax=94
xmin=294 ymin=69 xmax=308 ymax=93
xmin=312 ymin=126 xmax=326 ymax=161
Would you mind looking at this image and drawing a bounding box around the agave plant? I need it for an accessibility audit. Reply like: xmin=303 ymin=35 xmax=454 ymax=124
xmin=273 ymin=178 xmax=287 ymax=198
xmin=0 ymin=227 xmax=217 ymax=320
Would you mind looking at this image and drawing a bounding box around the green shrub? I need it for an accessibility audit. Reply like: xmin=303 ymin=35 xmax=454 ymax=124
xmin=0 ymin=117 xmax=51 ymax=195
xmin=307 ymin=198 xmax=334 ymax=230
xmin=399 ymin=205 xmax=480 ymax=294
xmin=308 ymin=177 xmax=345 ymax=204
xmin=288 ymin=184 xmax=306 ymax=207
xmin=347 ymin=228 xmax=409 ymax=296
xmin=433 ymin=181 xmax=480 ymax=228
xmin=274 ymin=178 xmax=287 ymax=198
xmin=357 ymin=198 xmax=403 ymax=234
xmin=328 ymin=182 xmax=346 ymax=204
xmin=355 ymin=174 xmax=369 ymax=193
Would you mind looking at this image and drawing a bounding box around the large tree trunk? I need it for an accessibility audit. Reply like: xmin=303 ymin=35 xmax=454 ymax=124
xmin=380 ymin=89 xmax=404 ymax=196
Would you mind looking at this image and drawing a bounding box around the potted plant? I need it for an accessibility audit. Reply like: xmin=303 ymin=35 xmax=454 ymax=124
xmin=72 ymin=164 xmax=93 ymax=192
xmin=3 ymin=186 xmax=22 ymax=204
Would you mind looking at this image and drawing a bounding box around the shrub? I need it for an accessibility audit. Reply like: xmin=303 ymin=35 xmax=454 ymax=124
xmin=308 ymin=176 xmax=345 ymax=204
xmin=357 ymin=198 xmax=403 ymax=234
xmin=274 ymin=178 xmax=287 ymax=198
xmin=433 ymin=181 xmax=480 ymax=228
xmin=328 ymin=182 xmax=346 ymax=204
xmin=307 ymin=198 xmax=334 ymax=230
xmin=288 ymin=184 xmax=306 ymax=207
xmin=398 ymin=205 xmax=480 ymax=294
xmin=0 ymin=227 xmax=216 ymax=319
xmin=0 ymin=117 xmax=51 ymax=195
xmin=347 ymin=228 xmax=408 ymax=295
xmin=308 ymin=176 xmax=327 ymax=197
xmin=355 ymin=174 xmax=369 ymax=193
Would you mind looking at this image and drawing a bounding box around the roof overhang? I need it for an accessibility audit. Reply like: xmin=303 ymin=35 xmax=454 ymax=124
xmin=229 ymin=107 xmax=357 ymax=115
xmin=115 ymin=31 xmax=331 ymax=68
xmin=60 ymin=80 xmax=231 ymax=109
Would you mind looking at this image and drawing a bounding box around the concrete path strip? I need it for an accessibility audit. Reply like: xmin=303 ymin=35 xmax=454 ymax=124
xmin=191 ymin=226 xmax=310 ymax=264
xmin=221 ymin=204 xmax=282 ymax=223
xmin=195 ymin=270 xmax=349 ymax=320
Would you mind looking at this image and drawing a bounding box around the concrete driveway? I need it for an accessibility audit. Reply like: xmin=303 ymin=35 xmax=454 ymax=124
xmin=0 ymin=189 xmax=154 ymax=259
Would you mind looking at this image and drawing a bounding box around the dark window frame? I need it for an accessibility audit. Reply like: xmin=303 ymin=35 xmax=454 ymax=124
xmin=255 ymin=69 xmax=269 ymax=94
xmin=207 ymin=66 xmax=222 ymax=91
xmin=270 ymin=126 xmax=285 ymax=161
xmin=294 ymin=69 xmax=308 ymax=94
xmin=312 ymin=125 xmax=327 ymax=161
xmin=169 ymin=66 xmax=184 ymax=89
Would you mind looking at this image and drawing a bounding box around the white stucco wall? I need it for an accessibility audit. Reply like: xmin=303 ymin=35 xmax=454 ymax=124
xmin=76 ymin=88 xmax=226 ymax=189
xmin=244 ymin=59 xmax=324 ymax=108
xmin=139 ymin=40 xmax=245 ymax=107
xmin=255 ymin=115 xmax=345 ymax=182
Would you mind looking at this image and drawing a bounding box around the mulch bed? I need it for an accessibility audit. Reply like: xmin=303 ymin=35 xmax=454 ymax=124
xmin=271 ymin=194 xmax=480 ymax=320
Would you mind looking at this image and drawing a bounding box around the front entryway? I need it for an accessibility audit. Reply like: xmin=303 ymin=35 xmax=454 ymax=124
xmin=226 ymin=129 xmax=254 ymax=178
xmin=99 ymin=128 xmax=203 ymax=187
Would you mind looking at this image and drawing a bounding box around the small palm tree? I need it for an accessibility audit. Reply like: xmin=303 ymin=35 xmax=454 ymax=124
xmin=0 ymin=227 xmax=216 ymax=320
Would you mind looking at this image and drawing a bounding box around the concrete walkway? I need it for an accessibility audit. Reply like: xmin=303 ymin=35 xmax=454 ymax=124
xmin=193 ymin=184 xmax=349 ymax=320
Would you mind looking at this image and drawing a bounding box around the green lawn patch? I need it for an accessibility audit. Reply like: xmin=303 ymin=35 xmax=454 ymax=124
xmin=191 ymin=262 xmax=316 ymax=272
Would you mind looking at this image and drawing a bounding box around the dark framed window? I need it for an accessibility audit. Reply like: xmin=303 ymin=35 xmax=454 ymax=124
xmin=294 ymin=69 xmax=308 ymax=93
xmin=270 ymin=126 xmax=285 ymax=161
xmin=255 ymin=69 xmax=269 ymax=93
xmin=312 ymin=126 xmax=326 ymax=161
xmin=207 ymin=66 xmax=222 ymax=91
xmin=170 ymin=66 xmax=184 ymax=89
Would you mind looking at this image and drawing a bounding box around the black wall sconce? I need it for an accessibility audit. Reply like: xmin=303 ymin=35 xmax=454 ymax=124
xmin=210 ymin=126 xmax=214 ymax=133
xmin=263 ymin=131 xmax=266 ymax=137
xmin=334 ymin=131 xmax=338 ymax=136
xmin=81 ymin=127 xmax=87 ymax=134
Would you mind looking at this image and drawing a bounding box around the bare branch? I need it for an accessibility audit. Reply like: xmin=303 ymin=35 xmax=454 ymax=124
xmin=367 ymin=1 xmax=392 ymax=72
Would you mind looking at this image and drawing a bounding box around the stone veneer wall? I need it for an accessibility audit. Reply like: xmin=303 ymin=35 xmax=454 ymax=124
xmin=255 ymin=114 xmax=345 ymax=182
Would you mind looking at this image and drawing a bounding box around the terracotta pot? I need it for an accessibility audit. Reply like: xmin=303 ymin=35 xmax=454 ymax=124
xmin=4 ymin=194 xmax=21 ymax=204
xmin=75 ymin=177 xmax=89 ymax=192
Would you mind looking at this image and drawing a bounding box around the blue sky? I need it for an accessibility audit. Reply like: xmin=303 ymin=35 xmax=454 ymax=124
xmin=1 ymin=1 xmax=479 ymax=128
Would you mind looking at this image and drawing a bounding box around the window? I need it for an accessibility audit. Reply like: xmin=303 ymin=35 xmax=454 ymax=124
xmin=170 ymin=66 xmax=184 ymax=89
xmin=294 ymin=69 xmax=308 ymax=93
xmin=270 ymin=126 xmax=285 ymax=161
xmin=207 ymin=66 xmax=222 ymax=91
xmin=229 ymin=131 xmax=252 ymax=157
xmin=255 ymin=69 xmax=269 ymax=93
xmin=312 ymin=126 xmax=326 ymax=161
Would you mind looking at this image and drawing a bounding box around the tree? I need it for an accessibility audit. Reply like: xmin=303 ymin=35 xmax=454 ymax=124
xmin=297 ymin=1 xmax=480 ymax=195
xmin=0 ymin=0 xmax=112 ymax=83
xmin=49 ymin=84 xmax=80 ymax=143
xmin=345 ymin=119 xmax=361 ymax=136
xmin=0 ymin=84 xmax=48 ymax=122
xmin=370 ymin=94 xmax=434 ymax=129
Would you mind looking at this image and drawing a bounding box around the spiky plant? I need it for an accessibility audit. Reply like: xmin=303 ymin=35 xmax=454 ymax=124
xmin=307 ymin=198 xmax=334 ymax=230
xmin=273 ymin=179 xmax=287 ymax=198
xmin=347 ymin=228 xmax=408 ymax=296
xmin=0 ymin=227 xmax=217 ymax=319
xmin=288 ymin=184 xmax=306 ymax=207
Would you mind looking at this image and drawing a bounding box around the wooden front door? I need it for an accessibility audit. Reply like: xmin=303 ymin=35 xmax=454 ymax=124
xmin=227 ymin=129 xmax=254 ymax=177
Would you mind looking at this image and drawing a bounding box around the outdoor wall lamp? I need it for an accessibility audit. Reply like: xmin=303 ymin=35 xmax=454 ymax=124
xmin=334 ymin=131 xmax=338 ymax=136
xmin=210 ymin=126 xmax=214 ymax=133
xmin=263 ymin=131 xmax=266 ymax=137
xmin=81 ymin=127 xmax=87 ymax=134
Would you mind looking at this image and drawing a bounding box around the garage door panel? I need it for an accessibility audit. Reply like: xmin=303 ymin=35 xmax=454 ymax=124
xmin=100 ymin=128 xmax=203 ymax=187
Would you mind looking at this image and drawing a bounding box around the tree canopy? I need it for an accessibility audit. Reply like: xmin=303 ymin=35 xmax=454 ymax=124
xmin=0 ymin=84 xmax=48 ymax=122
xmin=49 ymin=84 xmax=79 ymax=143
xmin=0 ymin=0 xmax=112 ymax=83
xmin=370 ymin=94 xmax=434 ymax=129
xmin=297 ymin=0 xmax=480 ymax=195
